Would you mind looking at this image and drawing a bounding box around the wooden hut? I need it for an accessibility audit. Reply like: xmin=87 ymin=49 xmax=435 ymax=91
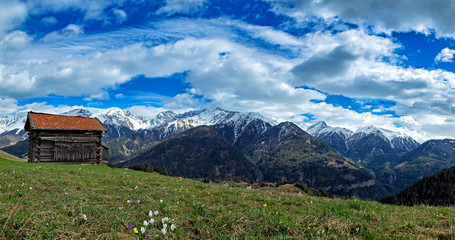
xmin=24 ymin=112 xmax=108 ymax=164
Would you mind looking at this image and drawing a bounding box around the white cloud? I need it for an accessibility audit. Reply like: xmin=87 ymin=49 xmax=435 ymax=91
xmin=435 ymin=47 xmax=455 ymax=63
xmin=112 ymin=8 xmax=127 ymax=23
xmin=1 ymin=30 xmax=31 ymax=50
xmin=156 ymin=0 xmax=206 ymax=15
xmin=41 ymin=16 xmax=58 ymax=26
xmin=20 ymin=102 xmax=82 ymax=115
xmin=269 ymin=0 xmax=455 ymax=36
xmin=0 ymin=98 xmax=20 ymax=115
xmin=26 ymin=0 xmax=114 ymax=22
xmin=42 ymin=24 xmax=84 ymax=42
xmin=0 ymin=0 xmax=27 ymax=37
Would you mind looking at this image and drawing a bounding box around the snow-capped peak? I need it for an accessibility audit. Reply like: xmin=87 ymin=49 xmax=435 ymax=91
xmin=306 ymin=121 xmax=328 ymax=135
xmin=352 ymin=125 xmax=390 ymax=143
xmin=307 ymin=121 xmax=353 ymax=139
xmin=0 ymin=112 xmax=28 ymax=134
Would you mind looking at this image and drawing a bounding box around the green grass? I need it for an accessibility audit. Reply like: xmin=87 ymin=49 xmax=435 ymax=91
xmin=0 ymin=158 xmax=454 ymax=239
xmin=0 ymin=150 xmax=26 ymax=162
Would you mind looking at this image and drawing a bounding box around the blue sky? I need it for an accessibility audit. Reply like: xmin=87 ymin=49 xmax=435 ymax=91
xmin=2 ymin=0 xmax=455 ymax=141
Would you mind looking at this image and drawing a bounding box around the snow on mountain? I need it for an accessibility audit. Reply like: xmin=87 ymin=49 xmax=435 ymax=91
xmin=307 ymin=121 xmax=353 ymax=139
xmin=0 ymin=107 xmax=276 ymax=138
xmin=350 ymin=125 xmax=390 ymax=144
xmin=149 ymin=111 xmax=177 ymax=128
xmin=0 ymin=112 xmax=28 ymax=134
xmin=154 ymin=108 xmax=277 ymax=140
xmin=307 ymin=121 xmax=419 ymax=154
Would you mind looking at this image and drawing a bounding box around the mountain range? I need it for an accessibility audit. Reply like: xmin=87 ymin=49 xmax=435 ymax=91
xmin=306 ymin=121 xmax=455 ymax=194
xmin=1 ymin=108 xmax=455 ymax=199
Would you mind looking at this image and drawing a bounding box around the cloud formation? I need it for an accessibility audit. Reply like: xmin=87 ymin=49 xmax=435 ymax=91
xmin=435 ymin=47 xmax=455 ymax=62
xmin=270 ymin=0 xmax=455 ymax=36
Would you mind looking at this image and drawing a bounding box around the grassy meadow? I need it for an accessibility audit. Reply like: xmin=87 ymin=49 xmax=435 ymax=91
xmin=0 ymin=157 xmax=454 ymax=239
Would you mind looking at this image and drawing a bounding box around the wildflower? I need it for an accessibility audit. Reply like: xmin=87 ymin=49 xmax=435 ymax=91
xmin=65 ymin=192 xmax=68 ymax=196
xmin=135 ymin=186 xmax=138 ymax=190
xmin=163 ymin=223 xmax=167 ymax=230
xmin=154 ymin=210 xmax=159 ymax=215
xmin=263 ymin=203 xmax=267 ymax=207
xmin=162 ymin=217 xmax=169 ymax=224
xmin=128 ymin=223 xmax=133 ymax=229
xmin=229 ymin=210 xmax=232 ymax=213
xmin=186 ymin=226 xmax=188 ymax=231
xmin=136 ymin=199 xmax=140 ymax=204
xmin=171 ymin=224 xmax=176 ymax=231
xmin=127 ymin=200 xmax=131 ymax=203
xmin=82 ymin=214 xmax=87 ymax=221
xmin=141 ymin=227 xmax=146 ymax=234
xmin=149 ymin=218 xmax=155 ymax=224
xmin=311 ymin=200 xmax=313 ymax=204
xmin=21 ymin=183 xmax=24 ymax=187
xmin=143 ymin=220 xmax=149 ymax=226
xmin=119 ymin=207 xmax=123 ymax=210
xmin=160 ymin=199 xmax=163 ymax=203
xmin=205 ymin=213 xmax=207 ymax=218
xmin=133 ymin=228 xmax=139 ymax=234
xmin=161 ymin=228 xmax=167 ymax=235
xmin=149 ymin=210 xmax=153 ymax=217
xmin=30 ymin=187 xmax=32 ymax=190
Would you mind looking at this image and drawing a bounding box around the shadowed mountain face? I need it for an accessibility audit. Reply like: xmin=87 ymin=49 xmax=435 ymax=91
xmin=124 ymin=122 xmax=390 ymax=199
xmin=380 ymin=166 xmax=455 ymax=206
xmin=392 ymin=139 xmax=455 ymax=191
xmin=306 ymin=122 xmax=423 ymax=193
xmin=240 ymin=122 xmax=390 ymax=199
xmin=122 ymin=126 xmax=263 ymax=182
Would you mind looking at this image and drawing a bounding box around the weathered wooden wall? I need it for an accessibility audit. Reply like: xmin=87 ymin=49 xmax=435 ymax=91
xmin=28 ymin=131 xmax=105 ymax=164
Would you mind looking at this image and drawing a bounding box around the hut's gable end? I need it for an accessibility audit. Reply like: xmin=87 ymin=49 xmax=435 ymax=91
xmin=24 ymin=112 xmax=34 ymax=132
xmin=25 ymin=112 xmax=108 ymax=164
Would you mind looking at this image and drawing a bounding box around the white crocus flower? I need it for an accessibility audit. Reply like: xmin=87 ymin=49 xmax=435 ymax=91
xmin=161 ymin=217 xmax=169 ymax=224
xmin=143 ymin=220 xmax=149 ymax=226
xmin=82 ymin=214 xmax=87 ymax=221
xmin=171 ymin=224 xmax=176 ymax=231
xmin=154 ymin=210 xmax=159 ymax=215
xmin=161 ymin=228 xmax=167 ymax=235
xmin=141 ymin=227 xmax=146 ymax=234
xmin=149 ymin=210 xmax=153 ymax=217
xmin=149 ymin=218 xmax=155 ymax=224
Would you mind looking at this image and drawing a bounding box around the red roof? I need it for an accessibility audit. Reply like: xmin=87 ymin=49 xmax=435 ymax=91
xmin=26 ymin=112 xmax=107 ymax=131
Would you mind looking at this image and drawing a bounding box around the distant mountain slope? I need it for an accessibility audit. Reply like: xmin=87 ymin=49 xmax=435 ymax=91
xmin=392 ymin=139 xmax=455 ymax=191
xmin=108 ymin=108 xmax=276 ymax=164
xmin=0 ymin=150 xmax=25 ymax=162
xmin=242 ymin=122 xmax=390 ymax=199
xmin=306 ymin=121 xmax=353 ymax=154
xmin=122 ymin=126 xmax=263 ymax=182
xmin=307 ymin=121 xmax=420 ymax=191
xmin=1 ymin=140 xmax=28 ymax=158
xmin=380 ymin=166 xmax=455 ymax=206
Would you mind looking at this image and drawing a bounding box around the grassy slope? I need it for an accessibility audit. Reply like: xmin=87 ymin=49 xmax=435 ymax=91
xmin=0 ymin=150 xmax=26 ymax=162
xmin=0 ymin=158 xmax=454 ymax=239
